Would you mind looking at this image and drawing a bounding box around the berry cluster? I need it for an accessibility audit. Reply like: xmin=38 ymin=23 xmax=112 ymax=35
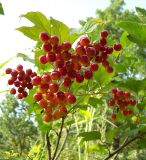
xmin=108 ymin=88 xmax=137 ymax=120
xmin=5 ymin=65 xmax=35 ymax=99
xmin=6 ymin=30 xmax=122 ymax=123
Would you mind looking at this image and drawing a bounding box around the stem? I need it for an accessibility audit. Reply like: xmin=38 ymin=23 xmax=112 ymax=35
xmin=104 ymin=132 xmax=145 ymax=160
xmin=54 ymin=126 xmax=71 ymax=160
xmin=46 ymin=132 xmax=52 ymax=160
xmin=52 ymin=118 xmax=65 ymax=160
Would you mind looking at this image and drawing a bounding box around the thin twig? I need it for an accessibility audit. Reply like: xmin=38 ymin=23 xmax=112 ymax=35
xmin=52 ymin=118 xmax=65 ymax=160
xmin=54 ymin=125 xmax=71 ymax=160
xmin=104 ymin=132 xmax=145 ymax=160
xmin=46 ymin=132 xmax=52 ymax=160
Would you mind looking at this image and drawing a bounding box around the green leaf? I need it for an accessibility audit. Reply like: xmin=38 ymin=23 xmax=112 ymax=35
xmin=136 ymin=7 xmax=146 ymax=17
xmin=78 ymin=131 xmax=101 ymax=141
xmin=0 ymin=56 xmax=15 ymax=68
xmin=0 ymin=3 xmax=4 ymax=15
xmin=16 ymin=11 xmax=51 ymax=40
xmin=50 ymin=17 xmax=70 ymax=42
xmin=117 ymin=21 xmax=146 ymax=47
xmin=88 ymin=97 xmax=102 ymax=107
xmin=120 ymin=31 xmax=131 ymax=49
xmin=17 ymin=53 xmax=34 ymax=63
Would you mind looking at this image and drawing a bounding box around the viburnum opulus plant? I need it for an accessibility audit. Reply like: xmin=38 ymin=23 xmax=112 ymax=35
xmin=5 ymin=30 xmax=122 ymax=123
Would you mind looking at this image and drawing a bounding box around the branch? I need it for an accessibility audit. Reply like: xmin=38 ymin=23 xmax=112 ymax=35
xmin=54 ymin=125 xmax=71 ymax=160
xmin=46 ymin=132 xmax=52 ymax=160
xmin=52 ymin=118 xmax=65 ymax=160
xmin=104 ymin=132 xmax=145 ymax=160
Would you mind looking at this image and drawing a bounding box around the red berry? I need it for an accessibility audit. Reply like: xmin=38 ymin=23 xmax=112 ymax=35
xmin=55 ymin=60 xmax=64 ymax=68
xmin=67 ymin=94 xmax=76 ymax=104
xmin=108 ymin=99 xmax=115 ymax=106
xmin=39 ymin=99 xmax=48 ymax=108
xmin=111 ymin=113 xmax=116 ymax=120
xmin=43 ymin=114 xmax=52 ymax=122
xmin=50 ymin=71 xmax=61 ymax=80
xmin=75 ymin=73 xmax=84 ymax=83
xmin=10 ymin=88 xmax=16 ymax=95
xmin=18 ymin=87 xmax=24 ymax=93
xmin=90 ymin=63 xmax=98 ymax=72
xmin=11 ymin=70 xmax=18 ymax=77
xmin=27 ymin=83 xmax=33 ymax=89
xmin=32 ymin=76 xmax=41 ymax=86
xmin=42 ymin=42 xmax=52 ymax=52
xmin=46 ymin=92 xmax=55 ymax=100
xmin=39 ymin=54 xmax=48 ymax=64
xmin=114 ymin=42 xmax=122 ymax=51
xmin=33 ymin=93 xmax=43 ymax=101
xmin=62 ymin=51 xmax=71 ymax=61
xmin=61 ymin=41 xmax=72 ymax=51
xmin=56 ymin=91 xmax=66 ymax=102
xmin=46 ymin=52 xmax=56 ymax=62
xmin=95 ymin=56 xmax=102 ymax=63
xmin=39 ymin=32 xmax=50 ymax=42
xmin=17 ymin=64 xmax=23 ymax=71
xmin=52 ymin=110 xmax=60 ymax=119
xmin=80 ymin=36 xmax=90 ymax=46
xmin=50 ymin=96 xmax=59 ymax=107
xmin=84 ymin=70 xmax=93 ymax=79
xmin=14 ymin=81 xmax=21 ymax=87
xmin=17 ymin=93 xmax=23 ymax=99
xmin=106 ymin=66 xmax=113 ymax=73
xmin=59 ymin=106 xmax=68 ymax=117
xmin=112 ymin=88 xmax=118 ymax=94
xmin=65 ymin=61 xmax=74 ymax=71
xmin=130 ymin=99 xmax=136 ymax=106
xmin=86 ymin=47 xmax=96 ymax=58
xmin=41 ymin=74 xmax=51 ymax=84
xmin=62 ymin=77 xmax=72 ymax=87
xmin=101 ymin=30 xmax=108 ymax=38
xmin=53 ymin=44 xmax=61 ymax=53
xmin=124 ymin=91 xmax=131 ymax=98
xmin=71 ymin=54 xmax=80 ymax=63
xmin=67 ymin=69 xmax=76 ymax=79
xmin=75 ymin=45 xmax=86 ymax=55
xmin=50 ymin=35 xmax=59 ymax=45
xmin=26 ymin=69 xmax=32 ymax=75
xmin=5 ymin=68 xmax=12 ymax=74
xmin=8 ymin=79 xmax=14 ymax=85
xmin=22 ymin=91 xmax=28 ymax=98
xmin=99 ymin=38 xmax=107 ymax=46
xmin=49 ymin=83 xmax=59 ymax=93
xmin=80 ymin=55 xmax=90 ymax=66
xmin=58 ymin=67 xmax=67 ymax=76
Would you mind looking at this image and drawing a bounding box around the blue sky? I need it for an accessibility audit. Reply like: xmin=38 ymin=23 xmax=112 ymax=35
xmin=0 ymin=0 xmax=146 ymax=93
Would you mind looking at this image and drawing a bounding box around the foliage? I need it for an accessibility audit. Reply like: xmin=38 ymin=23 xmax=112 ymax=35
xmin=1 ymin=0 xmax=146 ymax=160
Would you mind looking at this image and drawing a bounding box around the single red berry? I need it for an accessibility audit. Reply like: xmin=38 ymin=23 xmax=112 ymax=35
xmin=11 ymin=70 xmax=18 ymax=77
xmin=14 ymin=81 xmax=21 ymax=87
xmin=32 ymin=76 xmax=41 ymax=86
xmin=39 ymin=32 xmax=50 ymax=42
xmin=10 ymin=88 xmax=16 ymax=95
xmin=124 ymin=91 xmax=131 ymax=98
xmin=59 ymin=106 xmax=68 ymax=117
xmin=71 ymin=54 xmax=80 ymax=63
xmin=50 ymin=96 xmax=59 ymax=107
xmin=62 ymin=51 xmax=71 ymax=61
xmin=84 ymin=70 xmax=93 ymax=79
xmin=50 ymin=35 xmax=59 ymax=45
xmin=53 ymin=44 xmax=62 ymax=53
xmin=49 ymin=83 xmax=59 ymax=93
xmin=33 ymin=92 xmax=43 ymax=101
xmin=106 ymin=66 xmax=113 ymax=73
xmin=111 ymin=113 xmax=116 ymax=120
xmin=17 ymin=93 xmax=23 ymax=99
xmin=93 ymin=42 xmax=101 ymax=51
xmin=80 ymin=36 xmax=90 ymax=46
xmin=99 ymin=38 xmax=107 ymax=46
xmin=61 ymin=41 xmax=72 ymax=51
xmin=43 ymin=114 xmax=53 ymax=122
xmin=31 ymin=72 xmax=37 ymax=78
xmin=65 ymin=61 xmax=74 ymax=71
xmin=107 ymin=46 xmax=113 ymax=54
xmin=67 ymin=94 xmax=76 ymax=104
xmin=56 ymin=91 xmax=66 ymax=102
xmin=114 ymin=42 xmax=122 ymax=51
xmin=90 ymin=63 xmax=98 ymax=72
xmin=75 ymin=73 xmax=84 ymax=83
xmin=73 ymin=62 xmax=82 ymax=70
xmin=18 ymin=87 xmax=24 ymax=93
xmin=55 ymin=60 xmax=65 ymax=68
xmin=39 ymin=54 xmax=48 ymax=64
xmin=22 ymin=91 xmax=28 ymax=98
xmin=112 ymin=88 xmax=118 ymax=94
xmin=27 ymin=83 xmax=33 ymax=89
xmin=75 ymin=45 xmax=86 ymax=55
xmin=58 ymin=67 xmax=67 ymax=76
xmin=86 ymin=47 xmax=96 ymax=58
xmin=8 ymin=79 xmax=14 ymax=85
xmin=101 ymin=30 xmax=108 ymax=38
xmin=26 ymin=69 xmax=32 ymax=75
xmin=46 ymin=52 xmax=56 ymax=62
xmin=62 ymin=77 xmax=72 ymax=87
xmin=50 ymin=71 xmax=61 ymax=80
xmin=5 ymin=68 xmax=12 ymax=74
xmin=42 ymin=42 xmax=52 ymax=52
xmin=41 ymin=74 xmax=51 ymax=84
xmin=39 ymin=99 xmax=48 ymax=108
xmin=80 ymin=55 xmax=90 ymax=66
xmin=46 ymin=92 xmax=55 ymax=100
xmin=52 ymin=110 xmax=60 ymax=119
xmin=17 ymin=64 xmax=23 ymax=71
xmin=67 ymin=69 xmax=76 ymax=79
